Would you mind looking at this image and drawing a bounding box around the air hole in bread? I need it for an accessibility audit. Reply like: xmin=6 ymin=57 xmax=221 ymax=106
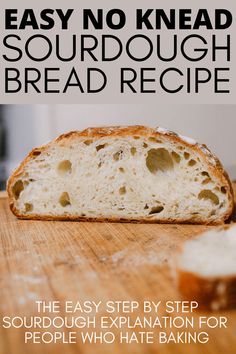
xmin=84 ymin=139 xmax=93 ymax=146
xmin=146 ymin=148 xmax=174 ymax=174
xmin=119 ymin=167 xmax=125 ymax=173
xmin=201 ymin=171 xmax=210 ymax=177
xmin=171 ymin=151 xmax=181 ymax=163
xmin=221 ymin=186 xmax=227 ymax=194
xmin=184 ymin=152 xmax=190 ymax=160
xmin=59 ymin=192 xmax=71 ymax=207
xmin=96 ymin=144 xmax=107 ymax=151
xmin=143 ymin=143 xmax=148 ymax=148
xmin=113 ymin=151 xmax=123 ymax=161
xmin=202 ymin=178 xmax=211 ymax=185
xmin=148 ymin=137 xmax=162 ymax=143
xmin=57 ymin=160 xmax=72 ymax=175
xmin=188 ymin=159 xmax=196 ymax=167
xmin=98 ymin=162 xmax=102 ymax=168
xmin=130 ymin=147 xmax=137 ymax=156
xmin=198 ymin=190 xmax=219 ymax=205
xmin=32 ymin=150 xmax=41 ymax=157
xmin=25 ymin=203 xmax=33 ymax=212
xmin=119 ymin=186 xmax=126 ymax=195
xmin=12 ymin=180 xmax=24 ymax=200
xmin=39 ymin=163 xmax=50 ymax=169
xmin=149 ymin=205 xmax=164 ymax=214
xmin=144 ymin=204 xmax=149 ymax=209
xmin=177 ymin=146 xmax=184 ymax=151
xmin=134 ymin=136 xmax=140 ymax=140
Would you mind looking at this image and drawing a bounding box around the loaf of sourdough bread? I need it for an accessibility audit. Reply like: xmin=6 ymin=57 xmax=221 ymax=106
xmin=7 ymin=125 xmax=233 ymax=224
xmin=176 ymin=225 xmax=236 ymax=310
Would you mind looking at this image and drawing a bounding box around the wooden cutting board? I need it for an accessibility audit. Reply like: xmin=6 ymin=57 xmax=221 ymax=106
xmin=0 ymin=190 xmax=236 ymax=354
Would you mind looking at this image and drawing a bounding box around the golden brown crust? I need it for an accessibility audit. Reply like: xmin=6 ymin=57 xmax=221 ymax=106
xmin=177 ymin=269 xmax=236 ymax=311
xmin=6 ymin=210 xmax=226 ymax=225
xmin=7 ymin=125 xmax=234 ymax=224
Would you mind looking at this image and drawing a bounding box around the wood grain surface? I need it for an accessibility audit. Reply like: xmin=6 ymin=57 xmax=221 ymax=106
xmin=0 ymin=192 xmax=236 ymax=354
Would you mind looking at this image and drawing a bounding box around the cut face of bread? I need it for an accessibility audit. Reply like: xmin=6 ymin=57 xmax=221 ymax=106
xmin=7 ymin=125 xmax=233 ymax=224
xmin=176 ymin=226 xmax=236 ymax=310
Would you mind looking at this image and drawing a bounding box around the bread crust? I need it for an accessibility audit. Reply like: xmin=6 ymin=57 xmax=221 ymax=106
xmin=177 ymin=269 xmax=236 ymax=311
xmin=7 ymin=125 xmax=234 ymax=224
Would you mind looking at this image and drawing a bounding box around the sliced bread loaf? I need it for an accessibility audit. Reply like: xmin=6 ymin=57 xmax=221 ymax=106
xmin=7 ymin=125 xmax=233 ymax=224
xmin=176 ymin=225 xmax=236 ymax=310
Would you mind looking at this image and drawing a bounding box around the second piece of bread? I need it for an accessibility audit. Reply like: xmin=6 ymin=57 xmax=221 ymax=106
xmin=176 ymin=225 xmax=236 ymax=311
